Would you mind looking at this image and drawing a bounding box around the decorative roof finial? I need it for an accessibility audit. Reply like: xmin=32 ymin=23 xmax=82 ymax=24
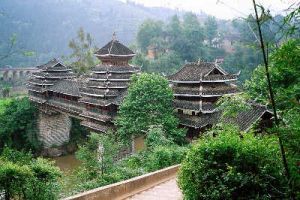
xmin=197 ymin=58 xmax=201 ymax=64
xmin=112 ymin=32 xmax=117 ymax=41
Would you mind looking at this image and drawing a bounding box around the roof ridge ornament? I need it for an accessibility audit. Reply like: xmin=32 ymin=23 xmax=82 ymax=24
xmin=197 ymin=58 xmax=202 ymax=65
xmin=108 ymin=32 xmax=117 ymax=54
xmin=112 ymin=32 xmax=117 ymax=41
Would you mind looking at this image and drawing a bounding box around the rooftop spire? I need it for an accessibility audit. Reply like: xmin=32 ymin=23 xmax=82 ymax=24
xmin=112 ymin=32 xmax=117 ymax=41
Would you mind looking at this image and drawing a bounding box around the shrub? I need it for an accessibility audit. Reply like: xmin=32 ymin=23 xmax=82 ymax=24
xmin=75 ymin=132 xmax=121 ymax=180
xmin=178 ymin=126 xmax=286 ymax=200
xmin=0 ymin=148 xmax=61 ymax=200
xmin=0 ymin=97 xmax=40 ymax=152
xmin=146 ymin=145 xmax=188 ymax=171
xmin=145 ymin=125 xmax=171 ymax=148
xmin=0 ymin=160 xmax=33 ymax=200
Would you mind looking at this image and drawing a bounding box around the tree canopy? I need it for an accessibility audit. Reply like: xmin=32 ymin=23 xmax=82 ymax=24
xmin=68 ymin=27 xmax=99 ymax=74
xmin=115 ymin=73 xmax=185 ymax=144
xmin=244 ymin=39 xmax=300 ymax=110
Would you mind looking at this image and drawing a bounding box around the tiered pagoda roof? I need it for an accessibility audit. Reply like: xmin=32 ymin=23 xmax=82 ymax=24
xmin=79 ymin=37 xmax=140 ymax=132
xmin=169 ymin=61 xmax=272 ymax=133
xmin=28 ymin=59 xmax=75 ymax=94
xmin=94 ymin=39 xmax=135 ymax=58
xmin=79 ymin=64 xmax=139 ymax=107
xmin=168 ymin=61 xmax=243 ymax=132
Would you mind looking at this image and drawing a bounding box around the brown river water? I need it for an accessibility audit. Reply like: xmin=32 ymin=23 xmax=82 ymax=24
xmin=52 ymin=154 xmax=81 ymax=173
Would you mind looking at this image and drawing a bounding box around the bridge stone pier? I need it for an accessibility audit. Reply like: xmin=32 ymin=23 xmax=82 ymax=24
xmin=38 ymin=111 xmax=72 ymax=148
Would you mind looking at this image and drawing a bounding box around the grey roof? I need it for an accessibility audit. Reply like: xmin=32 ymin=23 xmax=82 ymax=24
xmin=168 ymin=62 xmax=238 ymax=82
xmin=91 ymin=65 xmax=140 ymax=73
xmin=95 ymin=40 xmax=135 ymax=56
xmin=36 ymin=58 xmax=71 ymax=72
xmin=48 ymin=80 xmax=82 ymax=97
xmin=32 ymin=72 xmax=75 ymax=79
xmin=174 ymin=100 xmax=216 ymax=112
xmin=178 ymin=104 xmax=272 ymax=131
xmin=80 ymin=120 xmax=112 ymax=133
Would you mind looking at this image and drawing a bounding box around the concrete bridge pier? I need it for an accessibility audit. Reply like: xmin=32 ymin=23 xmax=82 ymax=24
xmin=38 ymin=111 xmax=72 ymax=148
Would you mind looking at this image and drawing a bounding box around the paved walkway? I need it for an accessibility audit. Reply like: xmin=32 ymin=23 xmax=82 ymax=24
xmin=126 ymin=178 xmax=183 ymax=200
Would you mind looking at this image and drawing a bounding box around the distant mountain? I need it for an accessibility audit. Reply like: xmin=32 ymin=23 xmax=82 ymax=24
xmin=0 ymin=0 xmax=186 ymax=67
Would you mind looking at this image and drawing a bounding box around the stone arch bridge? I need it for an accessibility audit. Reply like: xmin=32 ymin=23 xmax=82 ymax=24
xmin=0 ymin=67 xmax=38 ymax=81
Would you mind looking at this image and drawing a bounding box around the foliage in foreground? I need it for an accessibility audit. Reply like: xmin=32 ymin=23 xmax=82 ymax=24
xmin=0 ymin=97 xmax=40 ymax=152
xmin=0 ymin=147 xmax=61 ymax=200
xmin=275 ymin=107 xmax=300 ymax=197
xmin=245 ymin=38 xmax=300 ymax=197
xmin=116 ymin=73 xmax=186 ymax=144
xmin=64 ymin=130 xmax=188 ymax=197
xmin=178 ymin=125 xmax=286 ymax=200
xmin=244 ymin=39 xmax=300 ymax=110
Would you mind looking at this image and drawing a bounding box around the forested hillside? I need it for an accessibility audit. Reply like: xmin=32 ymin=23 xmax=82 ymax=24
xmin=0 ymin=0 xmax=185 ymax=67
xmin=132 ymin=13 xmax=298 ymax=82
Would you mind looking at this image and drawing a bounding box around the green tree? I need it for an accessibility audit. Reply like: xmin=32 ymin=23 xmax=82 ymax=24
xmin=181 ymin=13 xmax=205 ymax=61
xmin=2 ymin=86 xmax=10 ymax=98
xmin=0 ymin=148 xmax=61 ymax=200
xmin=178 ymin=125 xmax=286 ymax=200
xmin=144 ymin=125 xmax=171 ymax=149
xmin=0 ymin=97 xmax=40 ymax=152
xmin=205 ymin=16 xmax=218 ymax=46
xmin=136 ymin=20 xmax=164 ymax=52
xmin=244 ymin=39 xmax=300 ymax=110
xmin=68 ymin=27 xmax=99 ymax=74
xmin=75 ymin=132 xmax=120 ymax=181
xmin=116 ymin=73 xmax=185 ymax=143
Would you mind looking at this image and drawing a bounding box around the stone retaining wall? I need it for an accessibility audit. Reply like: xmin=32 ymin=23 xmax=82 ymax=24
xmin=64 ymin=165 xmax=180 ymax=200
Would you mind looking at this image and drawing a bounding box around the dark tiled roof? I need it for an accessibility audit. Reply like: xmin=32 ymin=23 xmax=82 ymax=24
xmin=48 ymin=80 xmax=82 ymax=97
xmin=92 ymin=65 xmax=140 ymax=73
xmin=80 ymin=121 xmax=111 ymax=133
xmin=113 ymin=90 xmax=127 ymax=105
xmin=87 ymin=81 xmax=129 ymax=88
xmin=168 ymin=62 xmax=238 ymax=82
xmin=95 ymin=40 xmax=135 ymax=56
xmin=173 ymin=85 xmax=237 ymax=96
xmin=36 ymin=59 xmax=58 ymax=69
xmin=32 ymin=72 xmax=75 ymax=79
xmin=37 ymin=59 xmax=71 ymax=72
xmin=79 ymin=97 xmax=116 ymax=106
xmin=80 ymin=111 xmax=114 ymax=122
xmin=29 ymin=95 xmax=47 ymax=104
xmin=27 ymin=84 xmax=46 ymax=93
xmin=28 ymin=79 xmax=55 ymax=86
xmin=177 ymin=112 xmax=219 ymax=128
xmin=80 ymin=87 xmax=120 ymax=97
xmin=168 ymin=62 xmax=216 ymax=81
xmin=173 ymin=86 xmax=200 ymax=95
xmin=202 ymin=74 xmax=238 ymax=82
xmin=230 ymin=104 xmax=272 ymax=131
xmin=89 ymin=73 xmax=132 ymax=80
xmin=174 ymin=100 xmax=201 ymax=110
xmin=178 ymin=104 xmax=272 ymax=131
xmin=47 ymin=99 xmax=82 ymax=114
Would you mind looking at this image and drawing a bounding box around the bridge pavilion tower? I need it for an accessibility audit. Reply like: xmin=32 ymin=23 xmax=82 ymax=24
xmin=168 ymin=61 xmax=239 ymax=138
xmin=79 ymin=36 xmax=140 ymax=132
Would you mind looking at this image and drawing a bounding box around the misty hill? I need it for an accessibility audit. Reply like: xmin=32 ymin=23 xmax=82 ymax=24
xmin=0 ymin=0 xmax=188 ymax=67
